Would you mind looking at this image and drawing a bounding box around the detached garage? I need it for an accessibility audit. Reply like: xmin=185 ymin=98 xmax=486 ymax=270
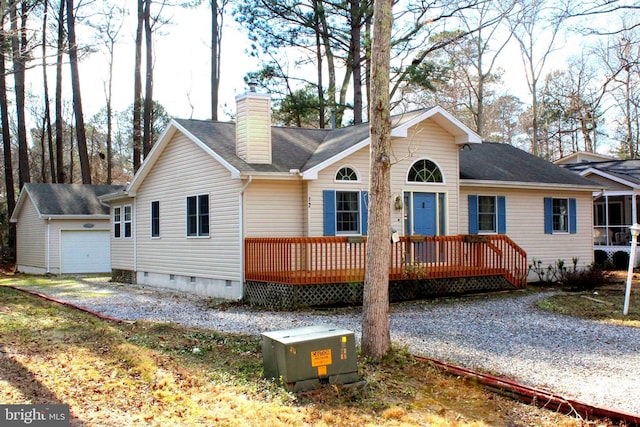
xmin=11 ymin=183 xmax=125 ymax=275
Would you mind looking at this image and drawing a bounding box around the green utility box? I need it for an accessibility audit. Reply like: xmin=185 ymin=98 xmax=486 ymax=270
xmin=261 ymin=325 xmax=359 ymax=392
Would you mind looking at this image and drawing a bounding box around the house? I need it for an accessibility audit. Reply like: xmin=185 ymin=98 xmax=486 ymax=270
xmin=554 ymin=151 xmax=616 ymax=165
xmin=561 ymin=158 xmax=640 ymax=267
xmin=11 ymin=183 xmax=125 ymax=274
xmin=102 ymin=88 xmax=598 ymax=306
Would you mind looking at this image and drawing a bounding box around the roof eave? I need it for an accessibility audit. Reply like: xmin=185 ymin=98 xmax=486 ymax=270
xmin=239 ymin=171 xmax=302 ymax=180
xmin=578 ymin=167 xmax=640 ymax=189
xmin=460 ymin=179 xmax=600 ymax=191
xmin=11 ymin=213 xmax=111 ymax=223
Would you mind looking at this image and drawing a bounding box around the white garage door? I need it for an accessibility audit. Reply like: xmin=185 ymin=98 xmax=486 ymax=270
xmin=60 ymin=230 xmax=111 ymax=274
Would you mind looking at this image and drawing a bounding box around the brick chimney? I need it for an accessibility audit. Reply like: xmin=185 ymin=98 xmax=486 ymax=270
xmin=235 ymin=83 xmax=272 ymax=164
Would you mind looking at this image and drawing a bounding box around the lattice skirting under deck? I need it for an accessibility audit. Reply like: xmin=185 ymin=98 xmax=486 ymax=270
xmin=245 ymin=275 xmax=514 ymax=310
xmin=111 ymin=269 xmax=137 ymax=285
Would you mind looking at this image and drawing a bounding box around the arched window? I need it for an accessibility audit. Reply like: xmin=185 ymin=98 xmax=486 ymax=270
xmin=408 ymin=159 xmax=443 ymax=183
xmin=335 ymin=166 xmax=359 ymax=181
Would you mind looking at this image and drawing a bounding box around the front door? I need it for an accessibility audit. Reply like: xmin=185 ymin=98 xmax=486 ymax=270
xmin=413 ymin=192 xmax=437 ymax=236
xmin=412 ymin=193 xmax=437 ymax=262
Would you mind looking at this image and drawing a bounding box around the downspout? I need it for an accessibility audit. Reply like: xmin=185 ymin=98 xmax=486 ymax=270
xmin=47 ymin=217 xmax=51 ymax=273
xmin=239 ymin=176 xmax=253 ymax=298
xmin=133 ymin=198 xmax=138 ymax=274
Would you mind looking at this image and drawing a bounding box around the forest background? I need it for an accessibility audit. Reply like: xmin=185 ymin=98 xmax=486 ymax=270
xmin=0 ymin=0 xmax=638 ymax=253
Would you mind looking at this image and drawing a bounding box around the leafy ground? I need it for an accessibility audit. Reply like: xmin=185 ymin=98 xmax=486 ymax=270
xmin=0 ymin=280 xmax=615 ymax=427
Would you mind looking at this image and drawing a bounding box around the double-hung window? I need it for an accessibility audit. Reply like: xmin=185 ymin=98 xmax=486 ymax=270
xmin=478 ymin=196 xmax=497 ymax=233
xmin=468 ymin=195 xmax=506 ymax=234
xmin=187 ymin=195 xmax=209 ymax=237
xmin=336 ymin=191 xmax=360 ymax=234
xmin=123 ymin=205 xmax=132 ymax=238
xmin=151 ymin=201 xmax=160 ymax=238
xmin=323 ymin=190 xmax=368 ymax=236
xmin=544 ymin=197 xmax=577 ymax=234
xmin=113 ymin=207 xmax=122 ymax=238
xmin=552 ymin=199 xmax=569 ymax=232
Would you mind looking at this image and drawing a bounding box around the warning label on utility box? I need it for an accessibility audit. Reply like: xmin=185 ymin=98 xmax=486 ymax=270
xmin=311 ymin=349 xmax=332 ymax=367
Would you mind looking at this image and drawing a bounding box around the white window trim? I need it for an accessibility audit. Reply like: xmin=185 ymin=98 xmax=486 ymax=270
xmin=477 ymin=195 xmax=498 ymax=235
xmin=113 ymin=206 xmax=122 ymax=239
xmin=123 ymin=204 xmax=133 ymax=239
xmin=186 ymin=194 xmax=211 ymax=238
xmin=334 ymin=165 xmax=362 ymax=183
xmin=552 ymin=197 xmax=570 ymax=234
xmin=335 ymin=189 xmax=362 ymax=236
xmin=151 ymin=200 xmax=160 ymax=239
xmin=405 ymin=157 xmax=446 ymax=185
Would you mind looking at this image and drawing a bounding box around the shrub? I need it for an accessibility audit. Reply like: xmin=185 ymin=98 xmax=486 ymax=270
xmin=559 ymin=263 xmax=614 ymax=292
xmin=593 ymin=250 xmax=608 ymax=268
xmin=612 ymin=251 xmax=630 ymax=270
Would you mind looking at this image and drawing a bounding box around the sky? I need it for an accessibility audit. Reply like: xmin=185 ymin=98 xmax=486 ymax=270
xmin=71 ymin=2 xmax=260 ymax=122
xmin=23 ymin=1 xmax=590 ymax=143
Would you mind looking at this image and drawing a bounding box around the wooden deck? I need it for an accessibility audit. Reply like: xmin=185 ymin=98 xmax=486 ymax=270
xmin=244 ymin=235 xmax=527 ymax=288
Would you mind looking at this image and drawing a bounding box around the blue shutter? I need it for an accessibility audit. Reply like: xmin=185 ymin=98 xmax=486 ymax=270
xmin=361 ymin=191 xmax=369 ymax=235
xmin=544 ymin=197 xmax=553 ymax=234
xmin=569 ymin=198 xmax=577 ymax=234
xmin=323 ymin=190 xmax=336 ymax=236
xmin=497 ymin=196 xmax=506 ymax=234
xmin=468 ymin=195 xmax=478 ymax=234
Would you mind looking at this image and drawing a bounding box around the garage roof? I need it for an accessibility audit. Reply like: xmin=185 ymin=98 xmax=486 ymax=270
xmin=11 ymin=183 xmax=126 ymax=221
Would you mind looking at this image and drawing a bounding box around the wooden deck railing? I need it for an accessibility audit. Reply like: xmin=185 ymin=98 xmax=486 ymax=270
xmin=244 ymin=235 xmax=527 ymax=288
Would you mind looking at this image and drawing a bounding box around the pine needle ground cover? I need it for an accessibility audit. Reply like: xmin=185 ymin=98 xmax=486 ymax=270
xmin=0 ymin=284 xmax=612 ymax=426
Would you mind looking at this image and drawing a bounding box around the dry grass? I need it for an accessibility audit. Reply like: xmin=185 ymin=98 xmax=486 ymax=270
xmin=535 ymin=271 xmax=640 ymax=327
xmin=0 ymin=284 xmax=616 ymax=426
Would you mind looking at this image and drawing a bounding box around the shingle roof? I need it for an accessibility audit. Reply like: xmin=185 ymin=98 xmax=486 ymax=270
xmin=459 ymin=142 xmax=597 ymax=186
xmin=174 ymin=119 xmax=330 ymax=173
xmin=23 ymin=183 xmax=126 ymax=216
xmin=175 ymin=113 xmax=595 ymax=188
xmin=561 ymin=159 xmax=640 ymax=186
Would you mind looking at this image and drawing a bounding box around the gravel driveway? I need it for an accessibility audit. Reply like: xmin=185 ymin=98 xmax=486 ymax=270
xmin=12 ymin=279 xmax=640 ymax=417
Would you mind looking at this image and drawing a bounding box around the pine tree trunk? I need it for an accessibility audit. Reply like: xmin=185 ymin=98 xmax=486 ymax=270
xmin=10 ymin=4 xmax=30 ymax=188
xmin=133 ymin=0 xmax=144 ymax=172
xmin=42 ymin=0 xmax=56 ymax=182
xmin=66 ymin=0 xmax=91 ymax=184
xmin=0 ymin=22 xmax=16 ymax=250
xmin=350 ymin=0 xmax=363 ymax=124
xmin=55 ymin=0 xmax=65 ymax=183
xmin=142 ymin=0 xmax=153 ymax=158
xmin=211 ymin=0 xmax=220 ymax=121
xmin=361 ymin=0 xmax=393 ymax=361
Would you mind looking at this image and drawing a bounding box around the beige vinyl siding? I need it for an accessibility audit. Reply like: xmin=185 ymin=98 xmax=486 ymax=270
xmin=134 ymin=132 xmax=242 ymax=281
xmin=307 ymin=119 xmax=461 ymax=236
xmin=111 ymin=198 xmax=135 ymax=270
xmin=460 ymin=186 xmax=594 ymax=271
xmin=236 ymin=94 xmax=271 ymax=164
xmin=244 ymin=180 xmax=305 ymax=237
xmin=391 ymin=121 xmax=460 ymax=235
xmin=16 ymin=195 xmax=111 ymax=274
xmin=15 ymin=197 xmax=47 ymax=272
xmin=308 ymin=148 xmax=370 ymax=236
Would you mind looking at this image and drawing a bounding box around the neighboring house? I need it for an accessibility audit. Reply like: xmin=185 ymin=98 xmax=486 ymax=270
xmin=11 ymin=183 xmax=125 ymax=275
xmin=102 ymin=88 xmax=597 ymax=304
xmin=554 ymin=151 xmax=616 ymax=165
xmin=561 ymin=158 xmax=640 ymax=266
